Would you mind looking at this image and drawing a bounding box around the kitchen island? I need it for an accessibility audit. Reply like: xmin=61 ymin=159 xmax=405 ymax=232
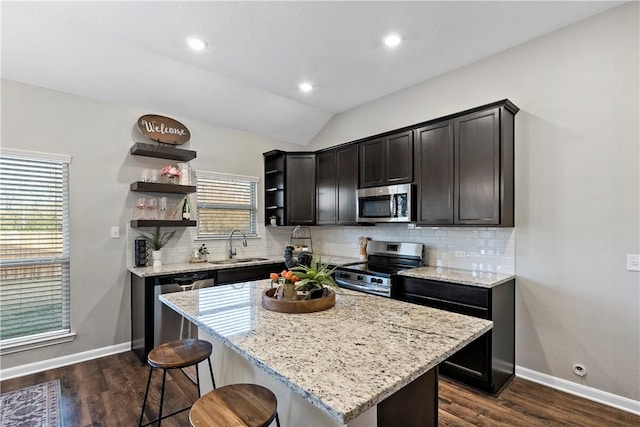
xmin=160 ymin=280 xmax=492 ymax=426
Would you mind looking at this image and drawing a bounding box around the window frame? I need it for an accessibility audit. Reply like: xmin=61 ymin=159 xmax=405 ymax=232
xmin=195 ymin=170 xmax=260 ymax=239
xmin=0 ymin=148 xmax=75 ymax=354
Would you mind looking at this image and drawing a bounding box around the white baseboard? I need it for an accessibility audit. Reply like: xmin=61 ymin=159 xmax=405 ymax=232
xmin=0 ymin=342 xmax=131 ymax=381
xmin=516 ymin=365 xmax=640 ymax=416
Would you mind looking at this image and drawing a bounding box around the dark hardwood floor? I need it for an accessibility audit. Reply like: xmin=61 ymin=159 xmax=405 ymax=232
xmin=1 ymin=351 xmax=638 ymax=426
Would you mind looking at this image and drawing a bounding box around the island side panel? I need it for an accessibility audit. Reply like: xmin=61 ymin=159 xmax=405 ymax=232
xmin=377 ymin=367 xmax=437 ymax=427
xmin=198 ymin=329 xmax=378 ymax=427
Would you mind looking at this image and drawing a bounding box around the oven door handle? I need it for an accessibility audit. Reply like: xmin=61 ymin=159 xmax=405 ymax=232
xmin=390 ymin=195 xmax=396 ymax=218
xmin=335 ymin=278 xmax=390 ymax=297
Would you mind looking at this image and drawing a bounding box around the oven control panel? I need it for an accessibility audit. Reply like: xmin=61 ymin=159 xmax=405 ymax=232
xmin=334 ymin=269 xmax=391 ymax=297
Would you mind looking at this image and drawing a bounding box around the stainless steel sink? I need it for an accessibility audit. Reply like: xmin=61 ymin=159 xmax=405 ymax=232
xmin=208 ymin=257 xmax=270 ymax=265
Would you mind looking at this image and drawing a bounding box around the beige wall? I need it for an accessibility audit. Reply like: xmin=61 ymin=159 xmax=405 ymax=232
xmin=0 ymin=79 xmax=300 ymax=370
xmin=308 ymin=3 xmax=639 ymax=401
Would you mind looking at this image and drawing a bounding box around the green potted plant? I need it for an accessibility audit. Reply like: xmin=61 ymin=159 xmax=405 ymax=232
xmin=138 ymin=227 xmax=175 ymax=267
xmin=291 ymin=255 xmax=340 ymax=299
xmin=198 ymin=244 xmax=209 ymax=261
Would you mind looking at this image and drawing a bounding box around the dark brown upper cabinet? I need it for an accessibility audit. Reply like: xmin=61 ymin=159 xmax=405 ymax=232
xmin=285 ymin=153 xmax=316 ymax=225
xmin=414 ymin=121 xmax=455 ymax=225
xmin=414 ymin=100 xmax=517 ymax=227
xmin=454 ymin=105 xmax=514 ymax=226
xmin=359 ymin=130 xmax=413 ymax=188
xmin=264 ymin=150 xmax=316 ymax=226
xmin=316 ymin=144 xmax=358 ymax=225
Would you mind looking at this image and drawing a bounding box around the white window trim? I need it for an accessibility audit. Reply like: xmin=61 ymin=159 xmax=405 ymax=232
xmin=0 ymin=147 xmax=72 ymax=164
xmin=0 ymin=331 xmax=76 ymax=356
xmin=0 ymin=147 xmax=74 ymax=352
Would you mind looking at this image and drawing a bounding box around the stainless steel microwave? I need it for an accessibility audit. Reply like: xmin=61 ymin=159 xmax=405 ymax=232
xmin=357 ymin=184 xmax=414 ymax=223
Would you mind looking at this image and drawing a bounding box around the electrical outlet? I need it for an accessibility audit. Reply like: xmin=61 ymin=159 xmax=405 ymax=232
xmin=177 ymin=247 xmax=187 ymax=253
xmin=110 ymin=226 xmax=120 ymax=239
xmin=627 ymin=254 xmax=640 ymax=271
xmin=407 ymin=224 xmax=415 ymax=229
xmin=572 ymin=363 xmax=587 ymax=377
xmin=455 ymin=251 xmax=467 ymax=258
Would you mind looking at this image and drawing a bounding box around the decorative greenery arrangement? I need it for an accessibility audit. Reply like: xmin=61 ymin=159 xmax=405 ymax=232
xmin=138 ymin=227 xmax=175 ymax=251
xmin=291 ymin=255 xmax=340 ymax=297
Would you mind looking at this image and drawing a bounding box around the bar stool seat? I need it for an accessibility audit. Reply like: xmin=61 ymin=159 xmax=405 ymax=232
xmin=139 ymin=339 xmax=216 ymax=427
xmin=189 ymin=384 xmax=281 ymax=427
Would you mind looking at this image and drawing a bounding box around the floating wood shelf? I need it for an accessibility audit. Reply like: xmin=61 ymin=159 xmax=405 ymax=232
xmin=130 ymin=220 xmax=197 ymax=228
xmin=130 ymin=182 xmax=196 ymax=194
xmin=130 ymin=142 xmax=197 ymax=162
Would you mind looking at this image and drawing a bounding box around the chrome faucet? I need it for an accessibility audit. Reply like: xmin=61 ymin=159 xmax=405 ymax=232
xmin=228 ymin=229 xmax=247 ymax=258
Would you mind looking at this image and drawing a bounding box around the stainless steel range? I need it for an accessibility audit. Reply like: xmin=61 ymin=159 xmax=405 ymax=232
xmin=334 ymin=241 xmax=424 ymax=297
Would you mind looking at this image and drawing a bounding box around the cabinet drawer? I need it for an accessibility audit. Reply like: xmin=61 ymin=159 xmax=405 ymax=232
xmin=395 ymin=277 xmax=442 ymax=299
xmin=395 ymin=277 xmax=488 ymax=309
xmin=440 ymin=283 xmax=488 ymax=308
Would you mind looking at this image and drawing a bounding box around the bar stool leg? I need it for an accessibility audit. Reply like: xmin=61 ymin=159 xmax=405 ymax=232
xmin=178 ymin=284 xmax=194 ymax=339
xmin=138 ymin=366 xmax=153 ymax=427
xmin=157 ymin=369 xmax=167 ymax=427
xmin=207 ymin=356 xmax=216 ymax=390
xmin=275 ymin=412 xmax=281 ymax=427
xmin=195 ymin=363 xmax=201 ymax=397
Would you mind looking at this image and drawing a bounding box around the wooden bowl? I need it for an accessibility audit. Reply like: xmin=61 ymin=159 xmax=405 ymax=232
xmin=261 ymin=288 xmax=335 ymax=314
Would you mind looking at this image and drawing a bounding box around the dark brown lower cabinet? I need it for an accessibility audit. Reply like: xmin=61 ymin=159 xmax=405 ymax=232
xmin=393 ymin=276 xmax=515 ymax=394
xmin=131 ymin=262 xmax=285 ymax=362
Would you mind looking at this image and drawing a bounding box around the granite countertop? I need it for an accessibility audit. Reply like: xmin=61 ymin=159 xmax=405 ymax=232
xmin=399 ymin=266 xmax=515 ymax=288
xmin=160 ymin=280 xmax=492 ymax=424
xmin=128 ymin=254 xmax=361 ymax=278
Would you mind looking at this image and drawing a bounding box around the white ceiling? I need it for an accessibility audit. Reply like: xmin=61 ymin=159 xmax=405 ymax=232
xmin=1 ymin=1 xmax=624 ymax=145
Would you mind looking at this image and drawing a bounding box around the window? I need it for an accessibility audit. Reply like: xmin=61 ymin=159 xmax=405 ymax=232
xmin=196 ymin=171 xmax=259 ymax=238
xmin=0 ymin=149 xmax=72 ymax=351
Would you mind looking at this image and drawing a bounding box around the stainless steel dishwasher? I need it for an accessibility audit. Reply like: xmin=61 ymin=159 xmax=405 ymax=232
xmin=153 ymin=271 xmax=214 ymax=346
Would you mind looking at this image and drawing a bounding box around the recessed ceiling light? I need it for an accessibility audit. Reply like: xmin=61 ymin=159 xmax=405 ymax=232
xmin=383 ymin=33 xmax=403 ymax=48
xmin=186 ymin=37 xmax=207 ymax=51
xmin=298 ymin=82 xmax=313 ymax=92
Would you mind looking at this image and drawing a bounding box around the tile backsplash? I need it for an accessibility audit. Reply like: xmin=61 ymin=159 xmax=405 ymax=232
xmin=128 ymin=223 xmax=515 ymax=275
xmin=265 ymin=224 xmax=515 ymax=274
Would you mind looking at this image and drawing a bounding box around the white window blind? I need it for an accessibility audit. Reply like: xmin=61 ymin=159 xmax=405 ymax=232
xmin=0 ymin=150 xmax=71 ymax=345
xmin=196 ymin=171 xmax=259 ymax=238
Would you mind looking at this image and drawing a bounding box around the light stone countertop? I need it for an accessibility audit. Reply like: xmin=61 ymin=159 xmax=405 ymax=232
xmin=128 ymin=254 xmax=361 ymax=278
xmin=160 ymin=280 xmax=492 ymax=424
xmin=399 ymin=266 xmax=515 ymax=288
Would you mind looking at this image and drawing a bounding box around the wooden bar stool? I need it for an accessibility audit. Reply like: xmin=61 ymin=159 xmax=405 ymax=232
xmin=189 ymin=384 xmax=281 ymax=427
xmin=139 ymin=339 xmax=216 ymax=427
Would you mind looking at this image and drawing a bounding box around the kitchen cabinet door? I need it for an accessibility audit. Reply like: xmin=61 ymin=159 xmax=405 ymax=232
xmin=454 ymin=108 xmax=507 ymax=225
xmin=315 ymin=144 xmax=358 ymax=225
xmin=415 ymin=121 xmax=454 ymax=225
xmin=335 ymin=145 xmax=358 ymax=224
xmin=386 ymin=130 xmax=413 ymax=184
xmin=316 ymin=150 xmax=336 ymax=225
xmin=286 ymin=154 xmax=316 ymax=225
xmin=359 ymin=137 xmax=385 ymax=188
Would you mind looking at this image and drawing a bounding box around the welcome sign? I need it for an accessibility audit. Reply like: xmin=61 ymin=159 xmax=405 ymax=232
xmin=137 ymin=114 xmax=190 ymax=144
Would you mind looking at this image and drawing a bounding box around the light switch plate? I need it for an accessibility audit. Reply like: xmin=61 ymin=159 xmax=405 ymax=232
xmin=627 ymin=254 xmax=640 ymax=271
xmin=110 ymin=226 xmax=120 ymax=239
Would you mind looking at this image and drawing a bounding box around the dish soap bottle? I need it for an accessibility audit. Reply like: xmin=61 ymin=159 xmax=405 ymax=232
xmin=182 ymin=197 xmax=191 ymax=220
